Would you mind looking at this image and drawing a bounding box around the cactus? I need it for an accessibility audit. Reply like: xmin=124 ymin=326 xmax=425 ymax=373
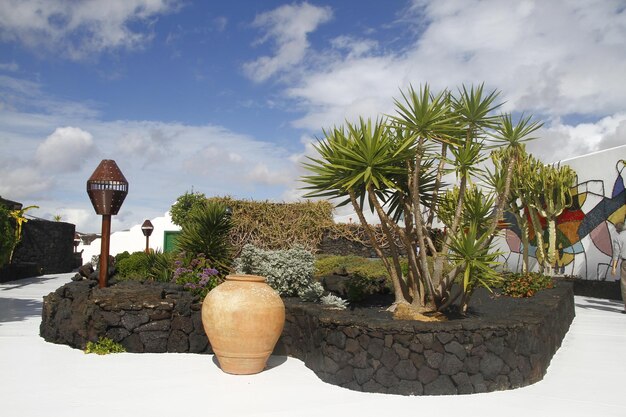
xmin=529 ymin=163 xmax=576 ymax=275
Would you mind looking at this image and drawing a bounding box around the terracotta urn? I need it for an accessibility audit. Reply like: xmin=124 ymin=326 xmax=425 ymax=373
xmin=201 ymin=274 xmax=285 ymax=375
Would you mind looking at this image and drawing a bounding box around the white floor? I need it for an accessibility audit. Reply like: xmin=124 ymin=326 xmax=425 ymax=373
xmin=0 ymin=273 xmax=625 ymax=417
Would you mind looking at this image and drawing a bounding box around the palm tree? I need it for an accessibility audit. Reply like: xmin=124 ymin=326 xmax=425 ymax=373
xmin=8 ymin=205 xmax=38 ymax=263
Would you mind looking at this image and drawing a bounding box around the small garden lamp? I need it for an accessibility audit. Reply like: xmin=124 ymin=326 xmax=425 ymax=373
xmin=73 ymin=233 xmax=81 ymax=253
xmin=86 ymin=159 xmax=128 ymax=288
xmin=141 ymin=220 xmax=154 ymax=253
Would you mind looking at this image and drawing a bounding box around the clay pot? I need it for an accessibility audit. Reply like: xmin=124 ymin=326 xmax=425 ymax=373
xmin=201 ymin=274 xmax=285 ymax=375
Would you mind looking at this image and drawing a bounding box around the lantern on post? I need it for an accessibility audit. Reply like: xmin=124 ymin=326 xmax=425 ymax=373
xmin=141 ymin=220 xmax=154 ymax=253
xmin=86 ymin=160 xmax=128 ymax=288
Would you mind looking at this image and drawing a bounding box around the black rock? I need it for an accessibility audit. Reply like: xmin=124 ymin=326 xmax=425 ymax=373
xmin=424 ymin=375 xmax=457 ymax=395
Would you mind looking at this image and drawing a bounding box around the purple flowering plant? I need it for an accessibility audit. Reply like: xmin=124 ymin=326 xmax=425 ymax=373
xmin=172 ymin=252 xmax=221 ymax=298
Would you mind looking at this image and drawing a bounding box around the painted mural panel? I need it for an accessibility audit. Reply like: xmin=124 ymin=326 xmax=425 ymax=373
xmin=496 ymin=146 xmax=626 ymax=280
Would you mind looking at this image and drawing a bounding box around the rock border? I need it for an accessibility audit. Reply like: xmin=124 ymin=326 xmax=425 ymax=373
xmin=40 ymin=280 xmax=574 ymax=396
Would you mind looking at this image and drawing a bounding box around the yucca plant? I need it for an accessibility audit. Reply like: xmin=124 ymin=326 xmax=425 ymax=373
xmin=176 ymin=201 xmax=233 ymax=275
xmin=303 ymin=83 xmax=543 ymax=315
xmin=447 ymin=223 xmax=503 ymax=313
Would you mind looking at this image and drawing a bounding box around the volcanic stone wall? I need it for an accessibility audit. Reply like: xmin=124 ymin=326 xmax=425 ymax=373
xmin=276 ymin=285 xmax=575 ymax=395
xmin=40 ymin=280 xmax=211 ymax=354
xmin=40 ymin=280 xmax=574 ymax=396
xmin=12 ymin=219 xmax=75 ymax=274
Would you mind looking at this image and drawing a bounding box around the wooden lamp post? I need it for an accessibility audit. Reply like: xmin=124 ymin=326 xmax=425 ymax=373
xmin=141 ymin=220 xmax=154 ymax=253
xmin=86 ymin=160 xmax=128 ymax=288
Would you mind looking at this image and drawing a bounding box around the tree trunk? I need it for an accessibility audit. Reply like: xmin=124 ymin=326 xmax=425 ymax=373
xmin=528 ymin=207 xmax=546 ymax=273
xmin=349 ymin=191 xmax=409 ymax=305
xmin=480 ymin=152 xmax=516 ymax=250
xmin=547 ymin=218 xmax=557 ymax=276
xmin=366 ymin=185 xmax=414 ymax=304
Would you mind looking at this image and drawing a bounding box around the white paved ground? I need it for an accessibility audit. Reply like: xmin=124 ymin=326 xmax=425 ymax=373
xmin=0 ymin=273 xmax=624 ymax=417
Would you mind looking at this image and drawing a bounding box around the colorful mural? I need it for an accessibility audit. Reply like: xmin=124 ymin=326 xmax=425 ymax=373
xmin=498 ymin=151 xmax=626 ymax=280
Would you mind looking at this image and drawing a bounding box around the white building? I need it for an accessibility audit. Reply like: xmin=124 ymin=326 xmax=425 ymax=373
xmin=78 ymin=212 xmax=181 ymax=263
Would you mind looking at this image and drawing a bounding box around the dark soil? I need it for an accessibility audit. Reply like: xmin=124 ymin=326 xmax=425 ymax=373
xmin=343 ymin=284 xmax=560 ymax=322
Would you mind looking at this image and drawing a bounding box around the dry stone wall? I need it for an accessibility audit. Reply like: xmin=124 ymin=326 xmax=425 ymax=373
xmin=276 ymin=285 xmax=575 ymax=395
xmin=40 ymin=280 xmax=574 ymax=395
xmin=12 ymin=219 xmax=75 ymax=274
xmin=40 ymin=280 xmax=211 ymax=354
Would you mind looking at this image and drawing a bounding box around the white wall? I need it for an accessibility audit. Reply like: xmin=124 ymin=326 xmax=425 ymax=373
xmin=79 ymin=212 xmax=180 ymax=262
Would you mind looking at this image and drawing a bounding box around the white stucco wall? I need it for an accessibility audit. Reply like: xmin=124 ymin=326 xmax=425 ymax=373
xmin=78 ymin=212 xmax=180 ymax=262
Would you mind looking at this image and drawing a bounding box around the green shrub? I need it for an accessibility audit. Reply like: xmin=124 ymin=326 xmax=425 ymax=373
xmin=176 ymin=201 xmax=233 ymax=274
xmin=235 ymin=244 xmax=315 ymax=296
xmin=116 ymin=252 xmax=150 ymax=280
xmin=116 ymin=251 xmax=173 ymax=282
xmin=170 ymin=190 xmax=207 ymax=227
xmin=115 ymin=251 xmax=131 ymax=263
xmin=84 ymin=337 xmax=126 ymax=355
xmin=145 ymin=250 xmax=174 ymax=282
xmin=314 ymin=254 xmax=456 ymax=300
xmin=314 ymin=255 xmax=395 ymax=296
xmin=314 ymin=255 xmax=363 ymax=276
xmin=297 ymin=280 xmax=325 ymax=302
xmin=315 ymin=254 xmax=415 ymax=280
xmin=344 ymin=272 xmax=379 ymax=302
xmin=0 ymin=206 xmax=16 ymax=268
xmin=501 ymin=272 xmax=554 ymax=297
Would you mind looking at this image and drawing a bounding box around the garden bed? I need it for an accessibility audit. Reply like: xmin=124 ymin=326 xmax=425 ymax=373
xmin=40 ymin=280 xmax=574 ymax=396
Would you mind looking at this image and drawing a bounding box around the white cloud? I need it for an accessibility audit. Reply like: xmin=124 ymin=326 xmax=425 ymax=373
xmin=36 ymin=127 xmax=97 ymax=172
xmin=0 ymin=0 xmax=181 ymax=59
xmin=0 ymin=108 xmax=307 ymax=232
xmin=247 ymin=163 xmax=292 ymax=186
xmin=0 ymin=61 xmax=19 ymax=72
xmin=528 ymin=113 xmax=626 ymax=163
xmin=256 ymin=0 xmax=626 ymax=146
xmin=0 ymin=74 xmax=100 ymax=118
xmin=213 ymin=16 xmax=228 ymax=32
xmin=330 ymin=36 xmax=378 ymax=58
xmin=52 ymin=207 xmax=93 ymax=231
xmin=243 ymin=2 xmax=333 ymax=82
xmin=0 ymin=162 xmax=52 ymax=199
xmin=116 ymin=127 xmax=179 ymax=165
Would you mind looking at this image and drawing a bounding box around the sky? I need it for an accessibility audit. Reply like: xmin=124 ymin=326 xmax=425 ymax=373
xmin=1 ymin=0 xmax=625 ymax=233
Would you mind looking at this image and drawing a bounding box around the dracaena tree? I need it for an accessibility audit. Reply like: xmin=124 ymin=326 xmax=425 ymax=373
xmin=303 ymin=83 xmax=542 ymax=315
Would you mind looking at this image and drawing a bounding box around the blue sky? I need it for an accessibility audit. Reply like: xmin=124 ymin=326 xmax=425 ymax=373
xmin=1 ymin=0 xmax=625 ymax=233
